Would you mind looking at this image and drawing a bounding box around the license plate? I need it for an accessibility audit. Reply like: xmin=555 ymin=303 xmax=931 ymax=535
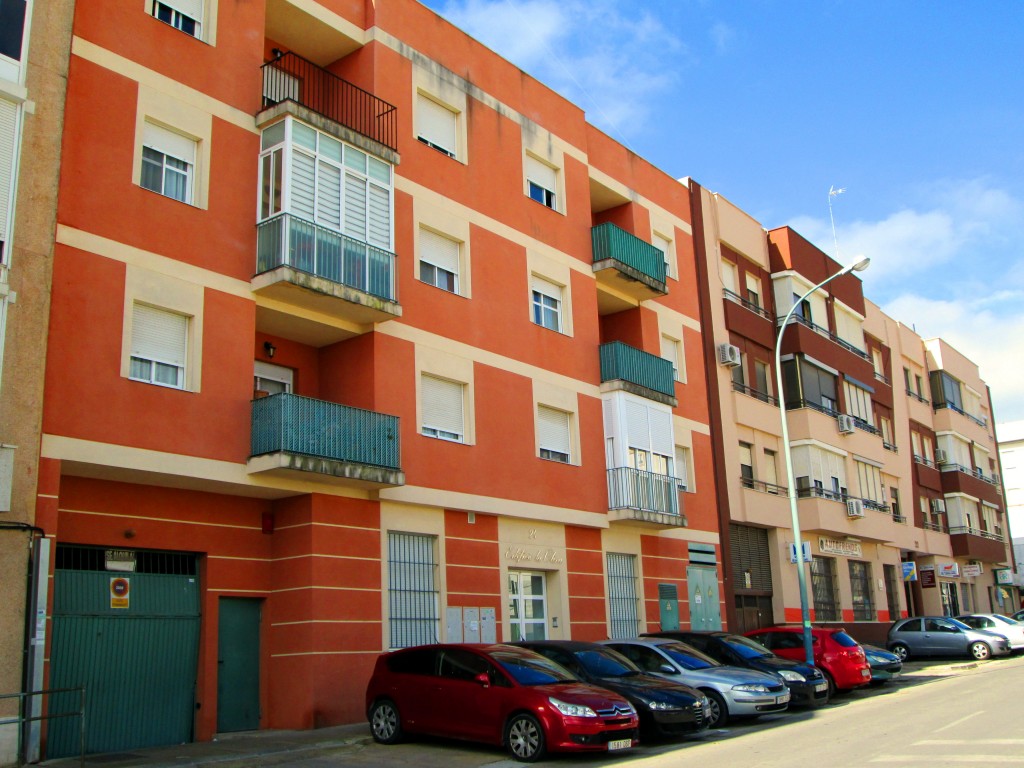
xmin=608 ymin=739 xmax=632 ymax=751
xmin=777 ymin=692 xmax=791 ymax=704
xmin=814 ymin=682 xmax=828 ymax=692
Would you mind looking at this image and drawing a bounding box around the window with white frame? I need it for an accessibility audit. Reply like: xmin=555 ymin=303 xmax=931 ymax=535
xmin=0 ymin=0 xmax=28 ymax=62
xmin=764 ymin=449 xmax=780 ymax=492
xmin=531 ymin=275 xmax=562 ymax=331
xmin=721 ymin=260 xmax=738 ymax=296
xmin=652 ymin=232 xmax=676 ymax=279
xmin=537 ymin=405 xmax=571 ymax=463
xmin=855 ymin=459 xmax=885 ymax=505
xmin=129 ymin=303 xmax=188 ymax=389
xmin=151 ymin=0 xmax=203 ymax=38
xmin=754 ymin=360 xmax=771 ymax=399
xmin=660 ymin=334 xmax=683 ymax=382
xmin=421 ymin=374 xmax=465 ymax=442
xmin=739 ymin=442 xmax=754 ymax=487
xmin=419 ymin=227 xmax=460 ymax=294
xmin=834 ymin=303 xmax=866 ymax=352
xmin=675 ymin=446 xmax=692 ymax=491
xmin=792 ymin=443 xmax=847 ymax=499
xmin=745 ymin=273 xmax=762 ymax=308
xmin=416 ymin=93 xmax=458 ymax=159
xmin=525 ymin=154 xmax=557 ymax=210
xmin=387 ymin=532 xmax=440 ymax=648
xmin=843 ymin=380 xmax=874 ymax=425
xmin=141 ymin=122 xmax=196 ymax=204
xmin=0 ymin=98 xmax=16 ymax=265
xmin=606 ymin=553 xmax=640 ymax=639
xmin=254 ymin=360 xmax=293 ymax=396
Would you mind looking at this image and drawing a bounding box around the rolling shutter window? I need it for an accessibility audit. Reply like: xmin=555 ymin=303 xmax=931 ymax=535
xmin=530 ymin=275 xmax=560 ymax=302
xmin=142 ymin=122 xmax=196 ymax=167
xmin=420 ymin=229 xmax=459 ymax=275
xmin=649 ymin=409 xmax=673 ymax=456
xmin=537 ymin=406 xmax=571 ymax=460
xmin=675 ymin=446 xmax=690 ymax=490
xmin=421 ymin=375 xmax=464 ymax=440
xmin=131 ymin=304 xmax=187 ymax=368
xmin=315 ymin=159 xmax=342 ymax=228
xmin=525 ymin=155 xmax=557 ymax=194
xmin=0 ymin=98 xmax=16 ymax=248
xmin=416 ymin=95 xmax=458 ymax=157
xmin=367 ymin=183 xmax=391 ymax=249
xmin=625 ymin=400 xmax=650 ymax=450
xmin=162 ymin=0 xmax=204 ymax=23
xmin=729 ymin=524 xmax=772 ymax=592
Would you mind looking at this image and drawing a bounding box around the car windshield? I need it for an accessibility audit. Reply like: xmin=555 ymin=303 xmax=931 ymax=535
xmin=490 ymin=648 xmax=578 ymax=686
xmin=992 ymin=615 xmax=1018 ymax=626
xmin=660 ymin=642 xmax=719 ymax=670
xmin=947 ymin=619 xmax=973 ymax=631
xmin=575 ymin=648 xmax=640 ymax=678
xmin=720 ymin=634 xmax=774 ymax=659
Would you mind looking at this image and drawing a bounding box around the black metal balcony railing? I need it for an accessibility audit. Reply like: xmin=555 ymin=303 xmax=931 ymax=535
xmin=874 ymin=371 xmax=891 ymax=386
xmin=906 ymin=389 xmax=930 ymax=405
xmin=257 ymin=213 xmax=397 ymax=302
xmin=607 ymin=466 xmax=681 ymax=517
xmin=786 ymin=399 xmax=842 ymax=419
xmin=863 ymin=499 xmax=889 ymax=512
xmin=731 ymin=381 xmax=779 ymax=406
xmin=599 ymin=341 xmax=675 ymax=398
xmin=723 ymin=288 xmax=773 ymax=321
xmin=261 ymin=51 xmax=398 ymax=151
xmin=948 ymin=525 xmax=1004 ymax=542
xmin=591 ymin=222 xmax=667 ymax=286
xmin=883 ymin=441 xmax=898 ymax=453
xmin=892 ymin=513 xmax=907 ymax=524
xmin=251 ymin=392 xmax=401 ymax=470
xmin=938 ymin=461 xmax=1001 ymax=487
xmin=778 ymin=314 xmax=870 ymax=360
xmin=923 ymin=521 xmax=948 ymax=533
xmin=933 ymin=401 xmax=988 ymax=428
xmin=851 ymin=416 xmax=881 ymax=436
xmin=913 ymin=454 xmax=935 ymax=468
xmin=740 ymin=477 xmax=789 ymax=496
xmin=796 ymin=485 xmax=847 ymax=503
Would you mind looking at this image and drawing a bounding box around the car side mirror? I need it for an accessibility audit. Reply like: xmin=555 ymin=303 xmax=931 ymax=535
xmin=475 ymin=672 xmax=490 ymax=687
xmin=659 ymin=664 xmax=677 ymax=675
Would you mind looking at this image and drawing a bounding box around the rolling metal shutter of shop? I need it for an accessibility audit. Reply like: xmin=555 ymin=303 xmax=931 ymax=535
xmin=729 ymin=524 xmax=772 ymax=592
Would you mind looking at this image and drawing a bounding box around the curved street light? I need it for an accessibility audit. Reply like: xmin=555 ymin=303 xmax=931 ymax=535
xmin=774 ymin=256 xmax=870 ymax=666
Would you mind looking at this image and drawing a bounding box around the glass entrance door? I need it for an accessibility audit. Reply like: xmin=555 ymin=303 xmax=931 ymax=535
xmin=508 ymin=571 xmax=547 ymax=641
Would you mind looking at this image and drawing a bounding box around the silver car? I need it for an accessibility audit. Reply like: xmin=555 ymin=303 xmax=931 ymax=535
xmin=955 ymin=613 xmax=1024 ymax=651
xmin=599 ymin=638 xmax=790 ymax=728
xmin=887 ymin=616 xmax=1011 ymax=661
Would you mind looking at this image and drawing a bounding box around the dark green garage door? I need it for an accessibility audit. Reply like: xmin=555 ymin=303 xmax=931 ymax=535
xmin=47 ymin=546 xmax=200 ymax=758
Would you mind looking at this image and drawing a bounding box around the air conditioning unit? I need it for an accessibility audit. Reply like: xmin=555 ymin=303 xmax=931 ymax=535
xmin=846 ymin=499 xmax=865 ymax=518
xmin=934 ymin=449 xmax=949 ymax=465
xmin=717 ymin=343 xmax=742 ymax=368
xmin=931 ymin=498 xmax=946 ymax=513
xmin=992 ymin=473 xmax=1001 ymax=484
xmin=837 ymin=414 xmax=856 ymax=434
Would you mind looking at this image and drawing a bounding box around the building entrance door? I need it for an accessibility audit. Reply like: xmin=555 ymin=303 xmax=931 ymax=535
xmin=508 ymin=571 xmax=547 ymax=641
xmin=217 ymin=597 xmax=262 ymax=732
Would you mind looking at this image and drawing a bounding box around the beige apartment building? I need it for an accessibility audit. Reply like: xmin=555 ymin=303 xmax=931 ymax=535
xmin=693 ymin=186 xmax=1017 ymax=642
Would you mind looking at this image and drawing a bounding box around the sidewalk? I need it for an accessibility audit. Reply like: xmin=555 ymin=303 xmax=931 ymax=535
xmin=38 ymin=658 xmax=993 ymax=768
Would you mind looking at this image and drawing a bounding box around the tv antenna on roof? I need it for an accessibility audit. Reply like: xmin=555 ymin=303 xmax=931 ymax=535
xmin=828 ymin=186 xmax=846 ymax=261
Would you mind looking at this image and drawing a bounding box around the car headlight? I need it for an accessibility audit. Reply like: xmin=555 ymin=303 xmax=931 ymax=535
xmin=777 ymin=669 xmax=807 ymax=683
xmin=647 ymin=700 xmax=684 ymax=711
xmin=732 ymin=684 xmax=771 ymax=693
xmin=549 ymin=697 xmax=597 ymax=718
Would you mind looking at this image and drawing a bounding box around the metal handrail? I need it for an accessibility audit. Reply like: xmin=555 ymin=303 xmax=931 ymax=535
xmin=933 ymin=401 xmax=988 ymax=427
xmin=948 ymin=525 xmax=1004 ymax=542
xmin=723 ymin=288 xmax=773 ymax=320
xmin=739 ymin=477 xmax=789 ymax=495
xmin=0 ymin=686 xmax=86 ymax=767
xmin=777 ymin=314 xmax=871 ymax=360
xmin=731 ymin=381 xmax=779 ymax=406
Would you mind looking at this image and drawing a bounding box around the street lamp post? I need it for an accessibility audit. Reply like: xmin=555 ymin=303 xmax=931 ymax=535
xmin=774 ymin=257 xmax=870 ymax=667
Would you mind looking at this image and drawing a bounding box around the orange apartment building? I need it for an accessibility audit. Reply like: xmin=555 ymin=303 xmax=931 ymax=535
xmin=30 ymin=0 xmax=721 ymax=758
xmin=693 ymin=188 xmax=1016 ymax=642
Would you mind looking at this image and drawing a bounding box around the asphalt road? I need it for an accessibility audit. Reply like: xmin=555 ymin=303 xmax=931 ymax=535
xmin=237 ymin=654 xmax=1024 ymax=768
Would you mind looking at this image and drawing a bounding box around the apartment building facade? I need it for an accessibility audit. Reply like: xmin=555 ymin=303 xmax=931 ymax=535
xmin=31 ymin=0 xmax=720 ymax=758
xmin=694 ymin=188 xmax=1017 ymax=640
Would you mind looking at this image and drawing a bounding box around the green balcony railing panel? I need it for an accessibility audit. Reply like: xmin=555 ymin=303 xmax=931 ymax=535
xmin=256 ymin=213 xmax=397 ymax=302
xmin=251 ymin=393 xmax=401 ymax=470
xmin=599 ymin=341 xmax=676 ymax=397
xmin=591 ymin=222 xmax=667 ymax=285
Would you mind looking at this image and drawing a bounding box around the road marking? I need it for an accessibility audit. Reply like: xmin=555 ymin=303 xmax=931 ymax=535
xmin=872 ymin=757 xmax=1024 ymax=764
xmin=933 ymin=711 xmax=982 ymax=732
xmin=916 ymin=739 xmax=1024 ymax=746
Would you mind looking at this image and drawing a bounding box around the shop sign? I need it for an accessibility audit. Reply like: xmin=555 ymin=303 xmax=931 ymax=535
xmin=962 ymin=564 xmax=982 ymax=578
xmin=902 ymin=562 xmax=918 ymax=582
xmin=919 ymin=566 xmax=937 ymax=589
xmin=789 ymin=541 xmax=813 ymax=563
xmin=105 ymin=549 xmax=136 ymax=572
xmin=818 ymin=537 xmax=862 ymax=558
xmin=504 ymin=546 xmax=565 ymax=565
xmin=938 ymin=563 xmax=960 ymax=578
xmin=995 ymin=568 xmax=1014 ymax=585
xmin=109 ymin=577 xmax=130 ymax=609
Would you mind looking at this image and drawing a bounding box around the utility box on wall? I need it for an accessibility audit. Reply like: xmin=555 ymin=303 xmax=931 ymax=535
xmin=658 ymin=583 xmax=680 ymax=631
xmin=446 ymin=606 xmax=497 ymax=643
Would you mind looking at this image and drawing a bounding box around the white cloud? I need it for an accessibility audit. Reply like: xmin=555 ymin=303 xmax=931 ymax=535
xmin=432 ymin=0 xmax=687 ymax=138
xmin=710 ymin=22 xmax=735 ymax=54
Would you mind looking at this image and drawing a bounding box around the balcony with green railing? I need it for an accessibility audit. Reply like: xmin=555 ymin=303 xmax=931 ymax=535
xmin=591 ymin=222 xmax=668 ymax=303
xmin=599 ymin=341 xmax=677 ymax=405
xmin=248 ymin=392 xmax=404 ymax=488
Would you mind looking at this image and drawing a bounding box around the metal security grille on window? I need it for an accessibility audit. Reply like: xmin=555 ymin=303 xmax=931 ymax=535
xmin=538 ymin=406 xmax=570 ymax=463
xmin=607 ymin=553 xmax=640 ymax=639
xmin=849 ymin=561 xmax=874 ymax=621
xmin=130 ymin=304 xmax=187 ymax=388
xmin=810 ymin=557 xmax=841 ymax=621
xmin=388 ymin=533 xmax=439 ymax=648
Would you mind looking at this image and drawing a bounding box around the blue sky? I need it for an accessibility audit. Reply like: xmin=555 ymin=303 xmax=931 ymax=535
xmin=418 ymin=0 xmax=1024 ymax=424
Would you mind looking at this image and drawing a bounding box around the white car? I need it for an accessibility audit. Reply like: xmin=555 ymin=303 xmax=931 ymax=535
xmin=599 ymin=637 xmax=790 ymax=728
xmin=955 ymin=613 xmax=1024 ymax=651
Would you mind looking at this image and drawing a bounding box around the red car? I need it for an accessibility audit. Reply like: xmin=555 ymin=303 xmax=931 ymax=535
xmin=365 ymin=643 xmax=639 ymax=762
xmin=745 ymin=627 xmax=871 ymax=695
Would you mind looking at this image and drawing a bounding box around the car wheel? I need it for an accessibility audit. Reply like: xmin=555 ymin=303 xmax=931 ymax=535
xmin=369 ymin=699 xmax=403 ymax=744
xmin=506 ymin=713 xmax=546 ymax=763
xmin=702 ymin=689 xmax=729 ymax=728
xmin=970 ymin=641 xmax=991 ymax=661
xmin=890 ymin=643 xmax=910 ymax=662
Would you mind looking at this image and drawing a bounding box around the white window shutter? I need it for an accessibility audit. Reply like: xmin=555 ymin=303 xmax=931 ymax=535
xmin=132 ymin=304 xmax=187 ymax=367
xmin=142 ymin=122 xmax=196 ymax=165
xmin=537 ymin=406 xmax=571 ymax=456
xmin=525 ymin=155 xmax=557 ymax=191
xmin=674 ymin=447 xmax=689 ymax=487
xmin=0 ymin=99 xmax=16 ymax=245
xmin=649 ymin=409 xmax=674 ymax=456
xmin=367 ymin=183 xmax=390 ymax=249
xmin=315 ymin=160 xmax=341 ymax=228
xmin=530 ymin=275 xmax=560 ymax=301
xmin=625 ymin=400 xmax=650 ymax=450
xmin=162 ymin=0 xmax=204 ymax=23
xmin=417 ymin=95 xmax=458 ymax=155
xmin=420 ymin=229 xmax=459 ymax=273
xmin=344 ymin=172 xmax=367 ymax=239
xmin=421 ymin=375 xmax=464 ymax=437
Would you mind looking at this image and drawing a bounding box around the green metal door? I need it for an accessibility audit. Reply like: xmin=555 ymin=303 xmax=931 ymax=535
xmin=217 ymin=598 xmax=262 ymax=732
xmin=687 ymin=565 xmax=723 ymax=631
xmin=47 ymin=554 xmax=200 ymax=757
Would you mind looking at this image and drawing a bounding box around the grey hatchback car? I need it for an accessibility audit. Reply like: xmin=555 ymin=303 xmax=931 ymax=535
xmin=887 ymin=617 xmax=1011 ymax=661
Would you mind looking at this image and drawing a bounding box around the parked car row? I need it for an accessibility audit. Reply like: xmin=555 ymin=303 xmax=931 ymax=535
xmin=886 ymin=613 xmax=1023 ymax=660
